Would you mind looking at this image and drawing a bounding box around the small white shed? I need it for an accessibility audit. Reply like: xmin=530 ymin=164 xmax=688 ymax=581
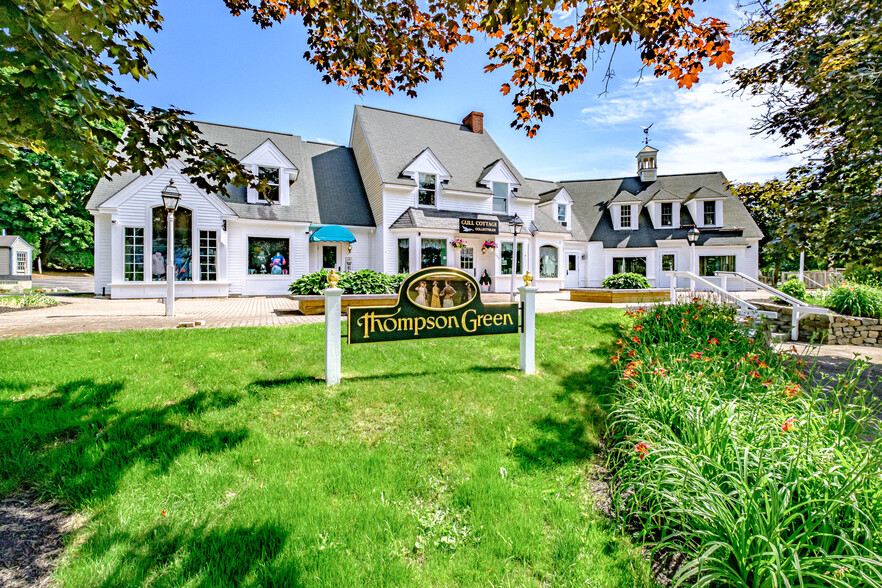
xmin=0 ymin=234 xmax=34 ymax=291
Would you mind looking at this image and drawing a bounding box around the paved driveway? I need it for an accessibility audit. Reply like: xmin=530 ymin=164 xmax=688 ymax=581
xmin=31 ymin=273 xmax=95 ymax=294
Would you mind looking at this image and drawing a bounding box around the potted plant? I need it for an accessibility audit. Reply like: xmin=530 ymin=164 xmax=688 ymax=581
xmin=451 ymin=238 xmax=467 ymax=249
xmin=481 ymin=240 xmax=498 ymax=254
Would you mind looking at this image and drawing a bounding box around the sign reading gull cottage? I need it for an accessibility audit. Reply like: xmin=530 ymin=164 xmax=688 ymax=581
xmin=348 ymin=267 xmax=517 ymax=344
xmin=458 ymin=218 xmax=499 ymax=235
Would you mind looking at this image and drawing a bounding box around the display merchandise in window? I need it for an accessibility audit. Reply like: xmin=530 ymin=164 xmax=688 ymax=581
xmin=248 ymin=237 xmax=289 ymax=275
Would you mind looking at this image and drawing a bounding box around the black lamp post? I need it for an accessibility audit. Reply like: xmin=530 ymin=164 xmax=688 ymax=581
xmin=161 ymin=180 xmax=181 ymax=316
xmin=686 ymin=225 xmax=700 ymax=279
xmin=508 ymin=213 xmax=524 ymax=302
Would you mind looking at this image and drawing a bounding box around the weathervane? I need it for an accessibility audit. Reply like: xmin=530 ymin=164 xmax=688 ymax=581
xmin=641 ymin=123 xmax=653 ymax=145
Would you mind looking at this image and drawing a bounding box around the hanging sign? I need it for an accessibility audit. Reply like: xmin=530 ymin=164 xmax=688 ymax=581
xmin=458 ymin=218 xmax=499 ymax=235
xmin=347 ymin=267 xmax=518 ymax=344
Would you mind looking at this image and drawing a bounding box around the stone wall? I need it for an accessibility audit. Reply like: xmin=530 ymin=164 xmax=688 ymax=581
xmin=754 ymin=302 xmax=882 ymax=347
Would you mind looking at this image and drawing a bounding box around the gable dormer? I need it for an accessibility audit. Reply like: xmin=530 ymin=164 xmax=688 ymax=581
xmin=240 ymin=139 xmax=299 ymax=205
xmin=538 ymin=187 xmax=574 ymax=227
xmin=636 ymin=145 xmax=658 ymax=182
xmin=609 ymin=193 xmax=642 ymax=231
xmin=478 ymin=159 xmax=521 ymax=214
xmin=401 ymin=148 xmax=451 ymax=208
xmin=647 ymin=188 xmax=681 ymax=229
xmin=685 ymin=187 xmax=726 ymax=228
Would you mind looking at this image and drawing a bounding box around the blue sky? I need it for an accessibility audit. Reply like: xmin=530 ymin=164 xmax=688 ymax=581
xmin=117 ymin=0 xmax=802 ymax=184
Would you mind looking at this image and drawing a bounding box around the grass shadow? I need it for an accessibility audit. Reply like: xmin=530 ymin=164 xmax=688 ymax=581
xmin=0 ymin=379 xmax=248 ymax=506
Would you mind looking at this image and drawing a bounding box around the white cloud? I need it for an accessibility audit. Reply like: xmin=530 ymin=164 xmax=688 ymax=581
xmin=577 ymin=51 xmax=804 ymax=182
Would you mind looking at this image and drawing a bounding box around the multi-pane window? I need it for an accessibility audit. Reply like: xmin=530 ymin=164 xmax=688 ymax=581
xmin=199 ymin=230 xmax=217 ymax=281
xmin=398 ymin=238 xmax=410 ymax=274
xmin=501 ymin=242 xmax=523 ymax=275
xmin=661 ymin=254 xmax=675 ymax=272
xmin=703 ymin=201 xmax=717 ymax=225
xmin=258 ymin=166 xmax=280 ymax=203
xmin=492 ymin=182 xmax=508 ymax=214
xmin=620 ymin=205 xmax=632 ymax=228
xmin=613 ymin=257 xmax=647 ymax=276
xmin=539 ymin=246 xmax=558 ymax=278
xmin=124 ymin=227 xmax=145 ymax=282
xmin=16 ymin=251 xmax=28 ymax=274
xmin=418 ymin=173 xmax=436 ymax=206
xmin=661 ymin=202 xmax=673 ymax=226
xmin=557 ymin=204 xmax=567 ymax=223
xmin=699 ymin=255 xmax=736 ymax=276
xmin=460 ymin=247 xmax=474 ymax=270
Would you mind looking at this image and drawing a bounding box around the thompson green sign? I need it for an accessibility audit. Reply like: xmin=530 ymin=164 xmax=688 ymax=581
xmin=347 ymin=267 xmax=518 ymax=344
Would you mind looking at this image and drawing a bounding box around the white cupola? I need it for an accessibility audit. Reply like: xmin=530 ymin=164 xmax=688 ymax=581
xmin=636 ymin=145 xmax=658 ymax=182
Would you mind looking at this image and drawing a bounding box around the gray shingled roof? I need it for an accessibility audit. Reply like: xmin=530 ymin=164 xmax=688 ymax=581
xmin=354 ymin=106 xmax=540 ymax=200
xmin=0 ymin=235 xmax=31 ymax=248
xmin=560 ymin=172 xmax=763 ymax=247
xmin=389 ymin=207 xmax=566 ymax=235
xmin=87 ymin=122 xmax=372 ymax=227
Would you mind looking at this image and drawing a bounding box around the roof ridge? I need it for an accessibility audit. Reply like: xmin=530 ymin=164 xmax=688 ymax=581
xmin=190 ymin=119 xmax=300 ymax=138
xmin=559 ymin=171 xmax=723 ymax=183
xmin=355 ymin=105 xmax=467 ymax=129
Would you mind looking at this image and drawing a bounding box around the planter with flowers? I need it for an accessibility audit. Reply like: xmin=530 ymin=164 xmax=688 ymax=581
xmin=451 ymin=238 xmax=468 ymax=249
xmin=481 ymin=240 xmax=498 ymax=255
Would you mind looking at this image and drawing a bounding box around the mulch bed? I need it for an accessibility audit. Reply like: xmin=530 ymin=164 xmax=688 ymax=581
xmin=0 ymin=493 xmax=80 ymax=587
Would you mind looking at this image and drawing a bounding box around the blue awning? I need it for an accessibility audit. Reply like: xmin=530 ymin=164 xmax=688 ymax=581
xmin=309 ymin=225 xmax=357 ymax=243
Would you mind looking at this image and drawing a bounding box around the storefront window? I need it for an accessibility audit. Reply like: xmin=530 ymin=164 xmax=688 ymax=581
xmin=248 ymin=237 xmax=289 ymax=275
xmin=421 ymin=238 xmax=446 ymax=268
xmin=539 ymin=246 xmax=558 ymax=278
xmin=152 ymin=207 xmax=192 ymax=281
xmin=398 ymin=239 xmax=410 ymax=274
xmin=613 ymin=257 xmax=646 ymax=276
xmin=501 ymin=242 xmax=523 ymax=275
xmin=124 ymin=227 xmax=144 ymax=281
xmin=700 ymin=255 xmax=735 ymax=276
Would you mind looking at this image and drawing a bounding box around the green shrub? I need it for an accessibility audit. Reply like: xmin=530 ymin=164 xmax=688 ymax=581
xmin=601 ymin=273 xmax=651 ymax=290
xmin=608 ymin=302 xmax=882 ymax=587
xmin=826 ymin=281 xmax=882 ymax=318
xmin=288 ymin=269 xmax=406 ymax=295
xmin=774 ymin=277 xmax=807 ymax=302
xmin=844 ymin=266 xmax=882 ymax=287
xmin=47 ymin=250 xmax=94 ymax=271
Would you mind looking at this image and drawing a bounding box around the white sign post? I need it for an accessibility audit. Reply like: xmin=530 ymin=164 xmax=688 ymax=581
xmin=518 ymin=272 xmax=538 ymax=375
xmin=324 ymin=270 xmax=342 ymax=386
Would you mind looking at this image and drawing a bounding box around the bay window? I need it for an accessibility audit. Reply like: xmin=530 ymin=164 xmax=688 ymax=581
xmin=398 ymin=238 xmax=410 ymax=274
xmin=421 ymin=238 xmax=446 ymax=268
xmin=124 ymin=227 xmax=144 ymax=281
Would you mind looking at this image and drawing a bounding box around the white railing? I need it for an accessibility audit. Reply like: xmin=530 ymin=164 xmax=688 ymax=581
xmin=666 ymin=271 xmax=774 ymax=320
xmin=715 ymin=271 xmax=829 ymax=341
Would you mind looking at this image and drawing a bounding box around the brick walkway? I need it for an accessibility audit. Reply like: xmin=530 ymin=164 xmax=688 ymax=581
xmin=0 ymin=296 xmax=321 ymax=339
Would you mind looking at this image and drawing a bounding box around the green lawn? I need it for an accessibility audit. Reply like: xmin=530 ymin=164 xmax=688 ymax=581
xmin=0 ymin=309 xmax=653 ymax=587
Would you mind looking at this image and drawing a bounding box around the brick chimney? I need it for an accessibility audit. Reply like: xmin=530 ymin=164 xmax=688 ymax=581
xmin=462 ymin=111 xmax=484 ymax=134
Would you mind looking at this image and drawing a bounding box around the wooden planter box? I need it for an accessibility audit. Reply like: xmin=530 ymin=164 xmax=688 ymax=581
xmin=568 ymin=288 xmax=671 ymax=303
xmin=290 ymin=294 xmax=398 ymax=315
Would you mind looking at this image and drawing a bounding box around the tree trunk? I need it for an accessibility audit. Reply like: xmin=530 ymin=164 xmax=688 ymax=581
xmin=773 ymin=261 xmax=781 ymax=285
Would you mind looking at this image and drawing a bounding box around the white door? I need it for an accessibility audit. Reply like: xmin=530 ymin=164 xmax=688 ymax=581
xmin=565 ymin=251 xmax=580 ymax=288
xmin=657 ymin=252 xmax=676 ymax=288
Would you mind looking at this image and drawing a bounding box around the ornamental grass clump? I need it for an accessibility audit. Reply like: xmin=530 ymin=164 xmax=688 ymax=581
xmin=607 ymin=301 xmax=882 ymax=587
xmin=825 ymin=281 xmax=882 ymax=319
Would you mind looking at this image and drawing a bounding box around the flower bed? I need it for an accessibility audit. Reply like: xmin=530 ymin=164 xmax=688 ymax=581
xmin=606 ymin=302 xmax=882 ymax=586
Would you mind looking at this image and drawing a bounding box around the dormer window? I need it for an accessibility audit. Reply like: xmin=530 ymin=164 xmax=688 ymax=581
xmin=620 ymin=205 xmax=632 ymax=228
xmin=492 ymin=182 xmax=508 ymax=214
xmin=557 ymin=204 xmax=567 ymax=223
xmin=661 ymin=202 xmax=673 ymax=227
xmin=258 ymin=166 xmax=280 ymax=203
xmin=703 ymin=201 xmax=716 ymax=225
xmin=418 ymin=173 xmax=437 ymax=206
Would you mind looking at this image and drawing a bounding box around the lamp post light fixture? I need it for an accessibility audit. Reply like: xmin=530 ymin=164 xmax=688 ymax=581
xmin=508 ymin=213 xmax=525 ymax=302
xmin=686 ymin=225 xmax=700 ymax=291
xmin=161 ymin=180 xmax=181 ymax=317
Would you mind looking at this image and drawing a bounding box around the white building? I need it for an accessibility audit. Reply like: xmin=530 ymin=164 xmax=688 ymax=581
xmin=88 ymin=106 xmax=762 ymax=298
